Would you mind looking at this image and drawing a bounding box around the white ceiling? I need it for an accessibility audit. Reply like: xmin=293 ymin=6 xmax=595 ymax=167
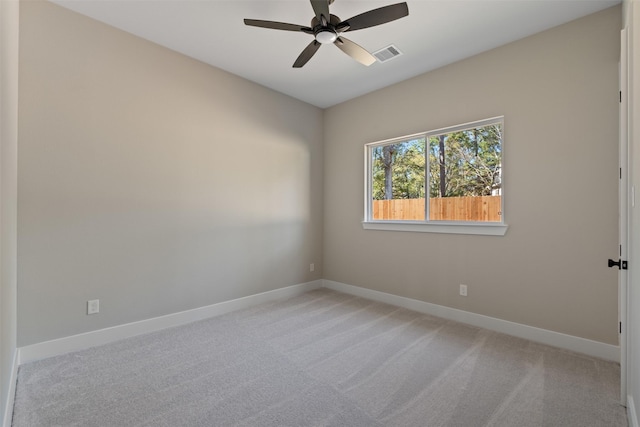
xmin=49 ymin=0 xmax=620 ymax=108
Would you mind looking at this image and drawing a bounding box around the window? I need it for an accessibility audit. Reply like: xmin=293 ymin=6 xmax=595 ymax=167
xmin=364 ymin=117 xmax=507 ymax=235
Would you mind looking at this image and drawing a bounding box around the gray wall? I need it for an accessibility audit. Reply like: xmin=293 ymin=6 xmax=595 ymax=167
xmin=17 ymin=1 xmax=324 ymax=346
xmin=323 ymin=7 xmax=621 ymax=345
xmin=1 ymin=0 xmax=18 ymax=423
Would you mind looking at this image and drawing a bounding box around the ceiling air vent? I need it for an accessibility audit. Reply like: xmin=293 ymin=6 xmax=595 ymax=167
xmin=373 ymin=45 xmax=402 ymax=63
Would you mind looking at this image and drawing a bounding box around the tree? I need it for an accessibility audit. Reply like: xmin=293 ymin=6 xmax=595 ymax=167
xmin=372 ymin=138 xmax=425 ymax=200
xmin=428 ymin=124 xmax=501 ymax=197
xmin=438 ymin=135 xmax=446 ymax=197
xmin=371 ymin=122 xmax=501 ymax=201
xmin=382 ymin=145 xmax=396 ymax=200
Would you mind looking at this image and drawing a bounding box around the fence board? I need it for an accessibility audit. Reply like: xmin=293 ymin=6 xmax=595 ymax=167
xmin=373 ymin=196 xmax=502 ymax=222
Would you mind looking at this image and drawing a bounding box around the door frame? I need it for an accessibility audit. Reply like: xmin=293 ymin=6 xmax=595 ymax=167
xmin=619 ymin=27 xmax=630 ymax=406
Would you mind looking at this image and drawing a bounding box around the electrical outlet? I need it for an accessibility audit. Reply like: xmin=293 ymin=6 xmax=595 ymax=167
xmin=87 ymin=299 xmax=99 ymax=315
xmin=310 ymin=263 xmax=315 ymax=272
xmin=459 ymin=284 xmax=468 ymax=297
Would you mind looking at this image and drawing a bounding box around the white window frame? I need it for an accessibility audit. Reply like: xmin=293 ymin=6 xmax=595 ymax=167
xmin=363 ymin=116 xmax=508 ymax=236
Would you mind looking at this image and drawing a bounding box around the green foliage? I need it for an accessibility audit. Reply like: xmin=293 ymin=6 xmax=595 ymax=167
xmin=371 ymin=123 xmax=502 ymax=200
xmin=429 ymin=124 xmax=502 ymax=197
xmin=372 ymin=138 xmax=425 ymax=200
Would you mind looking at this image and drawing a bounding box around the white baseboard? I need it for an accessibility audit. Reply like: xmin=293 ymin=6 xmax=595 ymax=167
xmin=629 ymin=395 xmax=639 ymax=427
xmin=16 ymin=278 xmax=620 ymax=364
xmin=2 ymin=348 xmax=18 ymax=427
xmin=323 ymin=280 xmax=620 ymax=362
xmin=19 ymin=280 xmax=322 ymax=364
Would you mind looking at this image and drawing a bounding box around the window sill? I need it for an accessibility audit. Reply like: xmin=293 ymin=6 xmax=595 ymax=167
xmin=362 ymin=221 xmax=508 ymax=236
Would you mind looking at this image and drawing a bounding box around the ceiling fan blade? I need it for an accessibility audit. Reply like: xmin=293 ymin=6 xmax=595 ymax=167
xmin=293 ymin=40 xmax=321 ymax=68
xmin=244 ymin=19 xmax=313 ymax=33
xmin=337 ymin=2 xmax=409 ymax=32
xmin=310 ymin=0 xmax=331 ymax=24
xmin=334 ymin=37 xmax=376 ymax=66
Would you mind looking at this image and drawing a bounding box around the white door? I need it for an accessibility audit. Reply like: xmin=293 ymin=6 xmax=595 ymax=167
xmin=617 ymin=27 xmax=629 ymax=406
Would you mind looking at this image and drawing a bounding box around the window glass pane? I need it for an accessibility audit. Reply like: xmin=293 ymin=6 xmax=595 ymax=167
xmin=371 ymin=137 xmax=426 ymax=220
xmin=428 ymin=123 xmax=502 ymax=222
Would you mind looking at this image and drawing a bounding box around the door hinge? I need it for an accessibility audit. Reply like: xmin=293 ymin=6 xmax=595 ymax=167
xmin=608 ymin=258 xmax=628 ymax=270
xmin=620 ymin=322 xmax=622 ymax=334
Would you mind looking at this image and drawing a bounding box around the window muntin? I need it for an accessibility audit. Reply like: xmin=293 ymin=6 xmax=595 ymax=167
xmin=365 ymin=117 xmax=504 ymax=226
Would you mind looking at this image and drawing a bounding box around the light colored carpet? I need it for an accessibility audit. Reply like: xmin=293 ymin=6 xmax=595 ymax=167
xmin=12 ymin=288 xmax=627 ymax=426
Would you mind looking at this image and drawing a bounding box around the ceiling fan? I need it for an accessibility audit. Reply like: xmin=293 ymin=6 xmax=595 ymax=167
xmin=244 ymin=0 xmax=409 ymax=68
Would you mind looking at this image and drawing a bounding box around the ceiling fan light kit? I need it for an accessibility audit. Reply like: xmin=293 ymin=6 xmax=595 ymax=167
xmin=316 ymin=29 xmax=338 ymax=44
xmin=244 ymin=0 xmax=409 ymax=68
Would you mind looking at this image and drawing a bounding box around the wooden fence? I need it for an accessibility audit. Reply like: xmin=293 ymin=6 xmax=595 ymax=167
xmin=373 ymin=196 xmax=502 ymax=222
